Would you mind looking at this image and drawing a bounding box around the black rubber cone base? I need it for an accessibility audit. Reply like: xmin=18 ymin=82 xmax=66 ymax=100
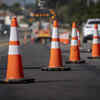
xmin=0 ymin=78 xmax=35 ymax=84
xmin=65 ymin=60 xmax=86 ymax=64
xmin=88 ymin=56 xmax=100 ymax=59
xmin=41 ymin=66 xmax=71 ymax=71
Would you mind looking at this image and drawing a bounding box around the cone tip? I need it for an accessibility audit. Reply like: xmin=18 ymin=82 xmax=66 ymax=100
xmin=11 ymin=17 xmax=18 ymax=27
xmin=53 ymin=20 xmax=58 ymax=27
xmin=72 ymin=22 xmax=76 ymax=28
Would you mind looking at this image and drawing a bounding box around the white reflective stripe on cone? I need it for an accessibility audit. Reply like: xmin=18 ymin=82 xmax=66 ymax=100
xmin=77 ymin=31 xmax=79 ymax=37
xmin=72 ymin=28 xmax=77 ymax=37
xmin=51 ymin=41 xmax=60 ymax=48
xmin=71 ymin=40 xmax=78 ymax=46
xmin=93 ymin=39 xmax=100 ymax=44
xmin=77 ymin=32 xmax=80 ymax=40
xmin=52 ymin=27 xmax=59 ymax=38
xmin=10 ymin=27 xmax=19 ymax=41
xmin=60 ymin=33 xmax=69 ymax=39
xmin=8 ymin=45 xmax=20 ymax=55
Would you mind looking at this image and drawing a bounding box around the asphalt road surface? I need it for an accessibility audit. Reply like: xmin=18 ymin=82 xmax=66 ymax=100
xmin=0 ymin=41 xmax=100 ymax=100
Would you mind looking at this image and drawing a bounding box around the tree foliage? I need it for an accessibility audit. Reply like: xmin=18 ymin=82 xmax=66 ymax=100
xmin=46 ymin=0 xmax=100 ymax=25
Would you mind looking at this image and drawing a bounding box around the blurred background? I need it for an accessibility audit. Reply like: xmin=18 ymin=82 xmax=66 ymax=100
xmin=0 ymin=0 xmax=99 ymax=44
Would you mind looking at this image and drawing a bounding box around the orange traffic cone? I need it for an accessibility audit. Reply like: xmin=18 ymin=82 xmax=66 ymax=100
xmin=77 ymin=30 xmax=81 ymax=47
xmin=88 ymin=24 xmax=100 ymax=59
xmin=4 ymin=17 xmax=34 ymax=83
xmin=66 ymin=22 xmax=85 ymax=64
xmin=59 ymin=32 xmax=69 ymax=45
xmin=5 ymin=17 xmax=24 ymax=82
xmin=64 ymin=32 xmax=69 ymax=45
xmin=41 ymin=20 xmax=70 ymax=71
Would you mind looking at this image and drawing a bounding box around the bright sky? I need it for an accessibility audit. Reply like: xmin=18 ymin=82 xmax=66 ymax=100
xmin=3 ymin=0 xmax=35 ymax=5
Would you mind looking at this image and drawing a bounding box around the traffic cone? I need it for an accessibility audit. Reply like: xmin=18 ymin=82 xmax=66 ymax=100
xmin=66 ymin=22 xmax=85 ymax=64
xmin=41 ymin=20 xmax=70 ymax=71
xmin=88 ymin=24 xmax=100 ymax=59
xmin=63 ymin=32 xmax=69 ymax=45
xmin=4 ymin=17 xmax=34 ymax=83
xmin=77 ymin=30 xmax=81 ymax=47
xmin=59 ymin=32 xmax=69 ymax=45
xmin=5 ymin=17 xmax=24 ymax=82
